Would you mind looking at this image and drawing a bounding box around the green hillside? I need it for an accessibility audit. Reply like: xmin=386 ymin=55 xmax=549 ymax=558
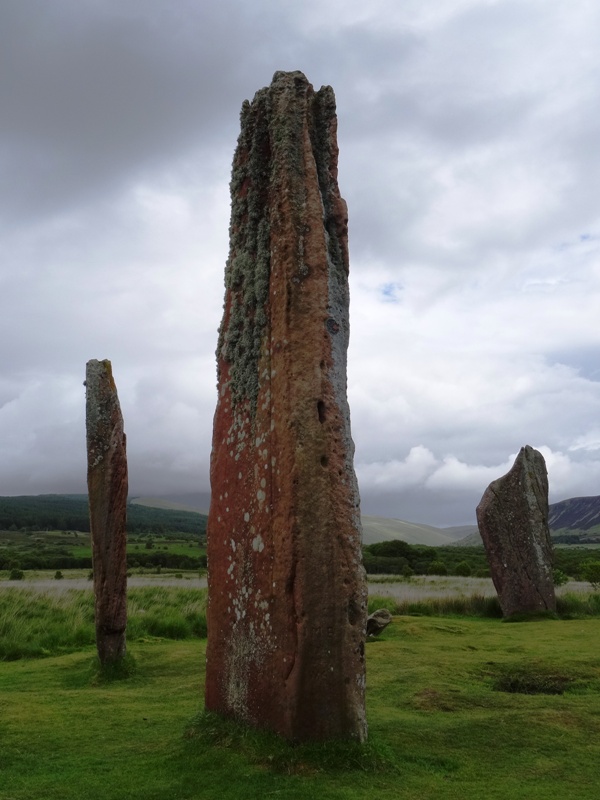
xmin=0 ymin=494 xmax=206 ymax=535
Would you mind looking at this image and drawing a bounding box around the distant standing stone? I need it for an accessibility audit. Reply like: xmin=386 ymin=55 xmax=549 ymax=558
xmin=86 ymin=359 xmax=128 ymax=664
xmin=205 ymin=71 xmax=368 ymax=742
xmin=476 ymin=445 xmax=556 ymax=618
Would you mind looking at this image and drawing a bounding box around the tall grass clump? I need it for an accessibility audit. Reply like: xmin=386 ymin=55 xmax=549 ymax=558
xmin=368 ymin=593 xmax=502 ymax=618
xmin=556 ymin=591 xmax=600 ymax=618
xmin=0 ymin=589 xmax=95 ymax=660
xmin=91 ymin=651 xmax=138 ymax=683
xmin=0 ymin=585 xmax=208 ymax=661
xmin=127 ymin=586 xmax=208 ymax=639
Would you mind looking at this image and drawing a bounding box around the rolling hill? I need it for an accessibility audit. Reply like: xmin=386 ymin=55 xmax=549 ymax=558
xmin=5 ymin=492 xmax=599 ymax=547
xmin=360 ymin=516 xmax=459 ymax=547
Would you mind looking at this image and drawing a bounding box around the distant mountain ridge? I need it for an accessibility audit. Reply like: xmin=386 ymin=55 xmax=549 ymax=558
xmin=3 ymin=493 xmax=599 ymax=547
xmin=453 ymin=495 xmax=600 ymax=546
xmin=548 ymin=496 xmax=600 ymax=531
xmin=133 ymin=493 xmax=600 ymax=545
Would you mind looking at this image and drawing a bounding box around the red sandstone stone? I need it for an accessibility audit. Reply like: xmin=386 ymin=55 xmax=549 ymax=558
xmin=205 ymin=71 xmax=367 ymax=741
xmin=86 ymin=359 xmax=128 ymax=664
xmin=476 ymin=445 xmax=556 ymax=618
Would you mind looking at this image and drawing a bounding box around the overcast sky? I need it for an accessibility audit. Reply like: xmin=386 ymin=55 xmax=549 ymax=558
xmin=1 ymin=0 xmax=599 ymax=526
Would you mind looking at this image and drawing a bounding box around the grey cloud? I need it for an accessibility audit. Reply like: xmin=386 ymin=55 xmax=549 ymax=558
xmin=0 ymin=0 xmax=295 ymax=224
xmin=2 ymin=0 xmax=600 ymax=528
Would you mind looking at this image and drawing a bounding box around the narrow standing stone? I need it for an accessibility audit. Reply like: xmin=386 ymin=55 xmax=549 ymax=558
xmin=205 ymin=71 xmax=367 ymax=742
xmin=476 ymin=445 xmax=556 ymax=618
xmin=86 ymin=359 xmax=128 ymax=664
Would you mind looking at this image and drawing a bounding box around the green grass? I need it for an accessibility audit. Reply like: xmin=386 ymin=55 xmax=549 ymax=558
xmin=368 ymin=592 xmax=503 ymax=618
xmin=4 ymin=583 xmax=600 ymax=663
xmin=1 ymin=617 xmax=600 ymax=798
xmin=0 ymin=586 xmax=207 ymax=660
xmin=369 ymin=590 xmax=600 ymax=619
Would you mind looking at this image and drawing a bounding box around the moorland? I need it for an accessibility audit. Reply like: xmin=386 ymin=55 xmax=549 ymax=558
xmin=2 ymin=494 xmax=600 ymax=798
xmin=1 ymin=579 xmax=600 ymax=799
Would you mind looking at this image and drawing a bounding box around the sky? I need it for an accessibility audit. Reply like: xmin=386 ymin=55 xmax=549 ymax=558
xmin=1 ymin=0 xmax=600 ymax=526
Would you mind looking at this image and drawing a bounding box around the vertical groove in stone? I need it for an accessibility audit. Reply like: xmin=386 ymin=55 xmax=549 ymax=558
xmin=85 ymin=358 xmax=128 ymax=664
xmin=206 ymin=71 xmax=367 ymax=742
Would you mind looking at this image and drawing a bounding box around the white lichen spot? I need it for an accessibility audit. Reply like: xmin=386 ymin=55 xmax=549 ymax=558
xmin=256 ymin=489 xmax=266 ymax=503
xmin=244 ymin=512 xmax=250 ymax=522
xmin=251 ymin=534 xmax=264 ymax=552
xmin=260 ymin=478 xmax=266 ymax=489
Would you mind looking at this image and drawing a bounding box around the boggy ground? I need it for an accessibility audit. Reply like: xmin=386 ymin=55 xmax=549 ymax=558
xmin=1 ymin=613 xmax=600 ymax=799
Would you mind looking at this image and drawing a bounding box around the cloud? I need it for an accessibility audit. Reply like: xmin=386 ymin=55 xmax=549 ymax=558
xmin=1 ymin=0 xmax=600 ymax=529
xmin=357 ymin=444 xmax=600 ymax=526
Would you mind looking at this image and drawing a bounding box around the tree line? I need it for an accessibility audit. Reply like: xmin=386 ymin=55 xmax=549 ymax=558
xmin=0 ymin=495 xmax=206 ymax=536
xmin=363 ymin=539 xmax=600 ymax=580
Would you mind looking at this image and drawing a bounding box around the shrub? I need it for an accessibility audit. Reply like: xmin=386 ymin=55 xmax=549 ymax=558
xmin=453 ymin=561 xmax=472 ymax=577
xmin=428 ymin=561 xmax=448 ymax=576
xmin=54 ymin=570 xmax=64 ymax=580
xmin=9 ymin=569 xmax=24 ymax=581
xmin=553 ymin=569 xmax=569 ymax=587
xmin=582 ymin=561 xmax=600 ymax=591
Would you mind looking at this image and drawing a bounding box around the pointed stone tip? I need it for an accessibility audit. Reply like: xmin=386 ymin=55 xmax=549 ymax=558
xmin=518 ymin=444 xmax=544 ymax=465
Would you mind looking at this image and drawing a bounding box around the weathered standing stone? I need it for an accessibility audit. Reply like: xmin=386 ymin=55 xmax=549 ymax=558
xmin=205 ymin=71 xmax=367 ymax=742
xmin=476 ymin=445 xmax=556 ymax=618
xmin=86 ymin=359 xmax=128 ymax=664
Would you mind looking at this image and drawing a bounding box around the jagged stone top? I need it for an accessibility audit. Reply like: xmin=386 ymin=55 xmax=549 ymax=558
xmin=217 ymin=70 xmax=345 ymax=415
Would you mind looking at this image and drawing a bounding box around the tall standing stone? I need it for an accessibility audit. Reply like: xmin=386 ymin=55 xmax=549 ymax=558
xmin=205 ymin=71 xmax=367 ymax=742
xmin=476 ymin=445 xmax=556 ymax=618
xmin=86 ymin=359 xmax=128 ymax=664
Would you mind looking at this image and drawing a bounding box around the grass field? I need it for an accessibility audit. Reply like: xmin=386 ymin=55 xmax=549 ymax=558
xmin=1 ymin=584 xmax=600 ymax=799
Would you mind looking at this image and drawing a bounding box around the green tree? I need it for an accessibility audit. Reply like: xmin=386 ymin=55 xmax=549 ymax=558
xmin=553 ymin=569 xmax=569 ymax=587
xmin=582 ymin=561 xmax=600 ymax=590
xmin=454 ymin=561 xmax=472 ymax=577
